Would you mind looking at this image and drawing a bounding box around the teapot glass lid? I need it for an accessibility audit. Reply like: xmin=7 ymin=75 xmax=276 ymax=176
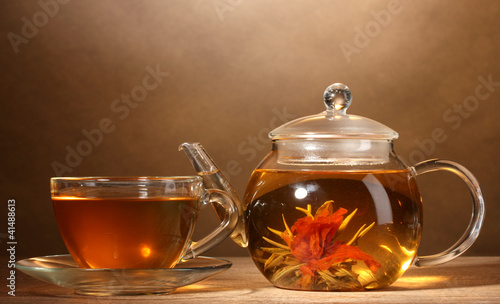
xmin=269 ymin=83 xmax=399 ymax=140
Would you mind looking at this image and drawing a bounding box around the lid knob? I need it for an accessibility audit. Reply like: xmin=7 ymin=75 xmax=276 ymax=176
xmin=323 ymin=83 xmax=352 ymax=115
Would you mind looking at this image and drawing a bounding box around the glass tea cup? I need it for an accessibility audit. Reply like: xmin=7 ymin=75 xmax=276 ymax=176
xmin=50 ymin=176 xmax=238 ymax=269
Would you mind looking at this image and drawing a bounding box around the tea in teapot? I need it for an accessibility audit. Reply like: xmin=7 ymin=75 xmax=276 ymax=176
xmin=244 ymin=169 xmax=421 ymax=290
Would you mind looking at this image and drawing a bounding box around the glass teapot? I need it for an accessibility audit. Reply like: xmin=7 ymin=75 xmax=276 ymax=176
xmin=180 ymin=83 xmax=485 ymax=291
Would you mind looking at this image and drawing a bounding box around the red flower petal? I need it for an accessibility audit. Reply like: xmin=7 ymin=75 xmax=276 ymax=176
xmin=289 ymin=207 xmax=348 ymax=262
xmin=277 ymin=202 xmax=381 ymax=285
xmin=300 ymin=264 xmax=316 ymax=277
xmin=324 ymin=243 xmax=381 ymax=273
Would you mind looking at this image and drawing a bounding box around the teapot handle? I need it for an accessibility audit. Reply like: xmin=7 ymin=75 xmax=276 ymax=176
xmin=411 ymin=159 xmax=485 ymax=267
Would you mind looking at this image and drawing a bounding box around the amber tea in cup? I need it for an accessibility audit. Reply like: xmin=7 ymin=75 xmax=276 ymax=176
xmin=51 ymin=176 xmax=238 ymax=269
xmin=52 ymin=196 xmax=198 ymax=269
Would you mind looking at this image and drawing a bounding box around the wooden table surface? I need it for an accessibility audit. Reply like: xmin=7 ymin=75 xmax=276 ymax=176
xmin=3 ymin=256 xmax=500 ymax=303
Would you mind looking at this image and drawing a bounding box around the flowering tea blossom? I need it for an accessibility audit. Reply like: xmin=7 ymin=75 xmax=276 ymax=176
xmin=262 ymin=200 xmax=381 ymax=290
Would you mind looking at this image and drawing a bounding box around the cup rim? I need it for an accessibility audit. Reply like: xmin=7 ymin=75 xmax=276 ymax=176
xmin=50 ymin=176 xmax=205 ymax=199
xmin=50 ymin=176 xmax=202 ymax=182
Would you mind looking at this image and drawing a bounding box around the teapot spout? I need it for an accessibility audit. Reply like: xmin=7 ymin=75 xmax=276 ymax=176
xmin=179 ymin=142 xmax=248 ymax=247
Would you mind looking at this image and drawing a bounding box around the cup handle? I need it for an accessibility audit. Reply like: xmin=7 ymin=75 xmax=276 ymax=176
xmin=411 ymin=159 xmax=485 ymax=267
xmin=183 ymin=189 xmax=239 ymax=260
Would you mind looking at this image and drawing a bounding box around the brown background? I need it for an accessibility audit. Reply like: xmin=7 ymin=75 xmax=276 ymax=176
xmin=1 ymin=0 xmax=499 ymax=259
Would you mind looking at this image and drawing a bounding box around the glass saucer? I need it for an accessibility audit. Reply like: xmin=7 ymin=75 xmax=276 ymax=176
xmin=16 ymin=254 xmax=232 ymax=296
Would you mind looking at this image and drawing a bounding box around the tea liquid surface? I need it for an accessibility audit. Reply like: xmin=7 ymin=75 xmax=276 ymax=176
xmin=244 ymin=169 xmax=422 ymax=290
xmin=52 ymin=197 xmax=199 ymax=269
